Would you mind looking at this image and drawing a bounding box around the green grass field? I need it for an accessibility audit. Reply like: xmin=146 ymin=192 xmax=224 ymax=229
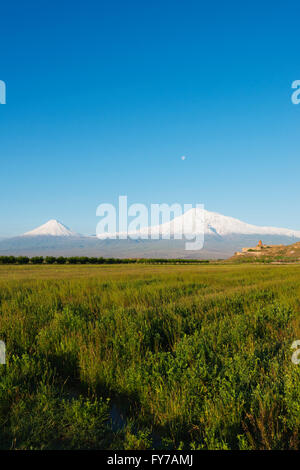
xmin=1 ymin=263 xmax=300 ymax=450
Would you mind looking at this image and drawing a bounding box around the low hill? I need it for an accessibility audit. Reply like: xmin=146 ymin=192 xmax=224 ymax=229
xmin=230 ymin=241 xmax=300 ymax=263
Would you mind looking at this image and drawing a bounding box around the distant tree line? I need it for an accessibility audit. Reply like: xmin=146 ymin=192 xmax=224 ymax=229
xmin=0 ymin=256 xmax=210 ymax=265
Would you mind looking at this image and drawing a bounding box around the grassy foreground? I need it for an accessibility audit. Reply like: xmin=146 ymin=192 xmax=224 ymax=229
xmin=1 ymin=264 xmax=300 ymax=450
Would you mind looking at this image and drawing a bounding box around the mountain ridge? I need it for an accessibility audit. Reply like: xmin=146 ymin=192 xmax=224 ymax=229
xmin=1 ymin=210 xmax=300 ymax=259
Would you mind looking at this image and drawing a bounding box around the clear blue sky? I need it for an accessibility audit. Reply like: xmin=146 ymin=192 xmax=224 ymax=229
xmin=1 ymin=0 xmax=300 ymax=236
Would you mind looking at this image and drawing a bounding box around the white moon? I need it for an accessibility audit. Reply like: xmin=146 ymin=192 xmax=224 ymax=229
xmin=181 ymin=155 xmax=186 ymax=160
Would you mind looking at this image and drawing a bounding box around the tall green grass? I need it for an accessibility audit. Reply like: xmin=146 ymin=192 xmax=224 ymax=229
xmin=1 ymin=264 xmax=300 ymax=449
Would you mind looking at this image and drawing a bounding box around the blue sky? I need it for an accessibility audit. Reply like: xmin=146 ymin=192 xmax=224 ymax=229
xmin=0 ymin=0 xmax=300 ymax=236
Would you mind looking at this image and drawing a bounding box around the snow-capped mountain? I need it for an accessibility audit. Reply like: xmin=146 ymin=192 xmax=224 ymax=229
xmin=152 ymin=208 xmax=300 ymax=238
xmin=23 ymin=219 xmax=80 ymax=237
xmin=1 ymin=211 xmax=300 ymax=259
xmin=199 ymin=209 xmax=300 ymax=237
xmin=101 ymin=208 xmax=300 ymax=239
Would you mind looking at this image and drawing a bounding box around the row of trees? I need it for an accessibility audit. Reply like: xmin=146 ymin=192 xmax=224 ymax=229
xmin=0 ymin=256 xmax=209 ymax=265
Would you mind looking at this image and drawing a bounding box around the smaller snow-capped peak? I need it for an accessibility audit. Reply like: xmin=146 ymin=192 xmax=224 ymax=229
xmin=23 ymin=219 xmax=80 ymax=237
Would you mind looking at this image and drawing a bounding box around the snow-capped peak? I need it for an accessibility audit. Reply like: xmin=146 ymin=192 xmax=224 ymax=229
xmin=197 ymin=208 xmax=300 ymax=237
xmin=102 ymin=208 xmax=300 ymax=239
xmin=23 ymin=219 xmax=80 ymax=237
xmin=166 ymin=208 xmax=300 ymax=238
